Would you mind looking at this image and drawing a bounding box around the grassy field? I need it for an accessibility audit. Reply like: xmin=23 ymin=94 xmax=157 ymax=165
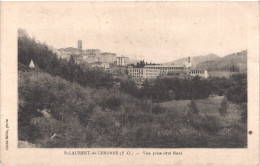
xmin=160 ymin=95 xmax=247 ymax=148
xmin=160 ymin=95 xmax=241 ymax=125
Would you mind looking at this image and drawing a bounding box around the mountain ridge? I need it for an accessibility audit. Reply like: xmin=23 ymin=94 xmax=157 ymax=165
xmin=195 ymin=50 xmax=247 ymax=72
xmin=162 ymin=54 xmax=220 ymax=67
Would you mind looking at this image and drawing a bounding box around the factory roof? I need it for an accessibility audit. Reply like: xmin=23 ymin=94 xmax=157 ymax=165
xmin=144 ymin=65 xmax=185 ymax=68
xmin=190 ymin=69 xmax=207 ymax=71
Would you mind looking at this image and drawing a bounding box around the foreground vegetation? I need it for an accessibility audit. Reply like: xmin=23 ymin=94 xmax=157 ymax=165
xmin=121 ymin=73 xmax=247 ymax=104
xmin=19 ymin=70 xmax=247 ymax=148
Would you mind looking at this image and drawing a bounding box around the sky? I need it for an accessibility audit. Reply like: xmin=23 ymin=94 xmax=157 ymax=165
xmin=17 ymin=2 xmax=248 ymax=63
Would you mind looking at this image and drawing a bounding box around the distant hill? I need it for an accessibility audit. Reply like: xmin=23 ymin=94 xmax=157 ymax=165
xmin=163 ymin=54 xmax=220 ymax=67
xmin=195 ymin=50 xmax=247 ymax=72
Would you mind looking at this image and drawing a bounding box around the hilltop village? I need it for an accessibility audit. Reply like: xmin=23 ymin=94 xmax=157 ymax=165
xmin=56 ymin=40 xmax=208 ymax=83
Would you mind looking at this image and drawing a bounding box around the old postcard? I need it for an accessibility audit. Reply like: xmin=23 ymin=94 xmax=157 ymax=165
xmin=1 ymin=2 xmax=259 ymax=165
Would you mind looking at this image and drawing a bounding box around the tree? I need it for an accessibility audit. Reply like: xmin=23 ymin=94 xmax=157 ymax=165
xmin=120 ymin=79 xmax=138 ymax=97
xmin=189 ymin=99 xmax=199 ymax=115
xmin=139 ymin=60 xmax=145 ymax=68
xmin=219 ymin=97 xmax=228 ymax=116
xmin=136 ymin=62 xmax=140 ymax=68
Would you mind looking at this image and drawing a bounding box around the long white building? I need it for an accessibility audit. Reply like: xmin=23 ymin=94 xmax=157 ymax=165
xmin=128 ymin=67 xmax=160 ymax=79
xmin=128 ymin=64 xmax=209 ymax=79
xmin=144 ymin=65 xmax=185 ymax=74
xmin=128 ymin=65 xmax=185 ymax=79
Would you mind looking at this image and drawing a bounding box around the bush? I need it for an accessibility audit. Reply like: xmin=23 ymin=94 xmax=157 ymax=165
xmin=226 ymin=74 xmax=247 ymax=103
xmin=217 ymin=122 xmax=247 ymax=148
xmin=105 ymin=97 xmax=122 ymax=110
xmin=175 ymin=128 xmax=208 ymax=148
xmin=185 ymin=113 xmax=221 ymax=135
xmin=18 ymin=71 xmax=93 ymax=145
xmin=189 ymin=99 xmax=199 ymax=115
xmin=151 ymin=105 xmax=166 ymax=114
xmin=219 ymin=97 xmax=228 ymax=116
xmin=130 ymin=124 xmax=161 ymax=147
xmin=200 ymin=115 xmax=221 ymax=134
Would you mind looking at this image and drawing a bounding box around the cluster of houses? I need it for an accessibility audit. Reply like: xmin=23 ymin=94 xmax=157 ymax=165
xmin=56 ymin=40 xmax=208 ymax=79
xmin=56 ymin=40 xmax=129 ymax=70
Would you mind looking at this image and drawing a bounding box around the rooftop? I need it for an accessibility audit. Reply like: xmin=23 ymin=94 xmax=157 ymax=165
xmin=117 ymin=56 xmax=129 ymax=58
xmin=191 ymin=69 xmax=207 ymax=71
xmin=101 ymin=52 xmax=116 ymax=55
xmin=144 ymin=65 xmax=185 ymax=68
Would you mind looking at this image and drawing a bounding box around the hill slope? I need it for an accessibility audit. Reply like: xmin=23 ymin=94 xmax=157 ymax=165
xmin=18 ymin=70 xmax=155 ymax=148
xmin=163 ymin=54 xmax=220 ymax=67
xmin=195 ymin=50 xmax=247 ymax=72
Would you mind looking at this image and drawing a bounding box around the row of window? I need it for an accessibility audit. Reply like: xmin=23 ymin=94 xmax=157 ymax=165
xmin=129 ymin=69 xmax=143 ymax=72
xmin=190 ymin=71 xmax=205 ymax=74
xmin=146 ymin=67 xmax=184 ymax=70
xmin=145 ymin=69 xmax=160 ymax=73
xmin=129 ymin=73 xmax=143 ymax=75
xmin=130 ymin=73 xmax=143 ymax=77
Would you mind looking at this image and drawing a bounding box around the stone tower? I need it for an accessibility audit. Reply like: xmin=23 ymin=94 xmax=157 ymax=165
xmin=78 ymin=40 xmax=82 ymax=50
xmin=185 ymin=57 xmax=191 ymax=68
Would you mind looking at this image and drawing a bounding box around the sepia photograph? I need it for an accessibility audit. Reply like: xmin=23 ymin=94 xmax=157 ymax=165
xmin=1 ymin=2 xmax=260 ymax=165
xmin=15 ymin=2 xmax=250 ymax=149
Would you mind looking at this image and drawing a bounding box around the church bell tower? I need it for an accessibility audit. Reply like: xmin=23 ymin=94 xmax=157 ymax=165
xmin=78 ymin=40 xmax=82 ymax=50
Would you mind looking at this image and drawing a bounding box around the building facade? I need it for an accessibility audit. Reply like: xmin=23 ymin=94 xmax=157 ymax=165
xmin=100 ymin=52 xmax=117 ymax=63
xmin=189 ymin=69 xmax=208 ymax=78
xmin=144 ymin=65 xmax=186 ymax=74
xmin=143 ymin=68 xmax=161 ymax=79
xmin=70 ymin=54 xmax=83 ymax=64
xmin=128 ymin=67 xmax=161 ymax=79
xmin=128 ymin=65 xmax=208 ymax=79
xmin=128 ymin=65 xmax=186 ymax=79
xmin=91 ymin=62 xmax=110 ymax=70
xmin=128 ymin=67 xmax=144 ymax=78
xmin=57 ymin=41 xmax=120 ymax=65
xmin=117 ymin=56 xmax=129 ymax=66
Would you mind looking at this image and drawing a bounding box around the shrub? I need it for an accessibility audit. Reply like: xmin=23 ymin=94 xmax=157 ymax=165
xmin=130 ymin=124 xmax=161 ymax=148
xmin=217 ymin=122 xmax=247 ymax=148
xmin=189 ymin=99 xmax=199 ymax=115
xmin=200 ymin=115 xmax=222 ymax=134
xmin=185 ymin=112 xmax=221 ymax=135
xmin=151 ymin=105 xmax=166 ymax=114
xmin=219 ymin=97 xmax=228 ymax=116
xmin=175 ymin=128 xmax=208 ymax=148
xmin=105 ymin=97 xmax=122 ymax=110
